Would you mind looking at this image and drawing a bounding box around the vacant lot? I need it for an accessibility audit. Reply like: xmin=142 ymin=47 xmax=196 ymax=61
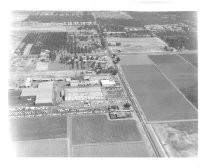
xmin=72 ymin=141 xmax=151 ymax=157
xmin=8 ymin=90 xmax=35 ymax=107
xmin=10 ymin=31 xmax=27 ymax=52
xmin=122 ymin=65 xmax=197 ymax=122
xmin=48 ymin=62 xmax=70 ymax=71
xmin=120 ymin=53 xmax=152 ymax=66
xmin=152 ymin=121 xmax=198 ymax=157
xmin=35 ymin=62 xmax=49 ymax=71
xmin=108 ymin=37 xmax=166 ymax=53
xmin=148 ymin=54 xmax=198 ymax=108
xmin=179 ymin=53 xmax=198 ymax=68
xmin=10 ymin=116 xmax=67 ymax=141
xmin=14 ymin=138 xmax=68 ymax=157
xmin=71 ymin=114 xmax=142 ymax=145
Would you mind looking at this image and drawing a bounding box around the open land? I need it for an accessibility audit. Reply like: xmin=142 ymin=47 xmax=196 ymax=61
xmin=152 ymin=121 xmax=198 ymax=157
xmin=72 ymin=141 xmax=151 ymax=157
xmin=119 ymin=53 xmax=153 ymax=66
xmin=122 ymin=64 xmax=197 ymax=122
xmin=148 ymin=54 xmax=198 ymax=108
xmin=71 ymin=114 xmax=142 ymax=145
xmin=14 ymin=138 xmax=68 ymax=157
xmin=10 ymin=116 xmax=67 ymax=141
xmin=108 ymin=37 xmax=167 ymax=53
xmin=179 ymin=53 xmax=198 ymax=68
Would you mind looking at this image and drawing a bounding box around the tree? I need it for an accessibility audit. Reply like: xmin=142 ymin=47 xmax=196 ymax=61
xmin=116 ymin=42 xmax=121 ymax=46
xmin=112 ymin=69 xmax=118 ymax=75
xmin=123 ymin=102 xmax=131 ymax=108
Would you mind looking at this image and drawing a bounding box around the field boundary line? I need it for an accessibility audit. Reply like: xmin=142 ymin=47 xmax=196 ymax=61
xmin=72 ymin=140 xmax=145 ymax=147
xmin=148 ymin=58 xmax=198 ymax=112
xmin=14 ymin=137 xmax=68 ymax=142
xmin=176 ymin=53 xmax=198 ymax=69
xmin=148 ymin=118 xmax=198 ymax=124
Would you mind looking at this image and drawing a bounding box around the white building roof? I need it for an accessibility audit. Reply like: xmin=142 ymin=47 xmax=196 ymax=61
xmin=21 ymin=81 xmax=54 ymax=105
xmin=25 ymin=77 xmax=32 ymax=87
xmin=101 ymin=80 xmax=116 ymax=86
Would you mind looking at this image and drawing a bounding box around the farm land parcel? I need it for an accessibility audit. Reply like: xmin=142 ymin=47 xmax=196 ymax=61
xmin=148 ymin=54 xmax=198 ymax=108
xmin=179 ymin=53 xmax=198 ymax=68
xmin=14 ymin=138 xmax=68 ymax=157
xmin=70 ymin=114 xmax=152 ymax=157
xmin=10 ymin=116 xmax=67 ymax=141
xmin=152 ymin=121 xmax=198 ymax=157
xmin=120 ymin=53 xmax=153 ymax=66
xmin=108 ymin=37 xmax=166 ymax=53
xmin=122 ymin=64 xmax=197 ymax=122
xmin=72 ymin=141 xmax=151 ymax=157
xmin=71 ymin=114 xmax=142 ymax=145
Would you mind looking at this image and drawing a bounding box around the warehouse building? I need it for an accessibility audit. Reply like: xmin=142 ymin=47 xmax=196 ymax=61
xmin=64 ymin=87 xmax=103 ymax=101
xmin=100 ymin=79 xmax=116 ymax=87
xmin=20 ymin=81 xmax=54 ymax=106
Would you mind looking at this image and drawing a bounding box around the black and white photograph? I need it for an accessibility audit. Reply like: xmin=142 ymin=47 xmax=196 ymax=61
xmin=2 ymin=0 xmax=209 ymax=166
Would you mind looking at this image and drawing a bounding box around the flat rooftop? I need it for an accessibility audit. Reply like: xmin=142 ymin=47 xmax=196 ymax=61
xmin=21 ymin=81 xmax=54 ymax=104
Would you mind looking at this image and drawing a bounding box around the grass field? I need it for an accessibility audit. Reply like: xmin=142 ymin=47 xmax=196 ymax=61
xmin=152 ymin=121 xmax=198 ymax=157
xmin=71 ymin=114 xmax=142 ymax=145
xmin=108 ymin=37 xmax=166 ymax=53
xmin=122 ymin=65 xmax=197 ymax=122
xmin=48 ymin=62 xmax=70 ymax=71
xmin=14 ymin=138 xmax=68 ymax=157
xmin=120 ymin=53 xmax=153 ymax=66
xmin=148 ymin=54 xmax=198 ymax=108
xmin=10 ymin=116 xmax=67 ymax=141
xmin=10 ymin=31 xmax=27 ymax=52
xmin=179 ymin=53 xmax=198 ymax=68
xmin=72 ymin=141 xmax=151 ymax=157
xmin=148 ymin=54 xmax=184 ymax=64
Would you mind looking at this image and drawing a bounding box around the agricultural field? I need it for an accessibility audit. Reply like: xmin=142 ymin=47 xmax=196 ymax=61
xmin=14 ymin=138 xmax=68 ymax=157
xmin=72 ymin=141 xmax=151 ymax=157
xmin=10 ymin=116 xmax=67 ymax=141
xmin=92 ymin=11 xmax=132 ymax=19
xmin=96 ymin=18 xmax=143 ymax=28
xmin=8 ymin=90 xmax=32 ymax=107
xmin=10 ymin=31 xmax=28 ymax=53
xmin=119 ymin=53 xmax=153 ymax=66
xmin=23 ymin=32 xmax=67 ymax=54
xmin=148 ymin=54 xmax=198 ymax=108
xmin=108 ymin=37 xmax=167 ymax=53
xmin=179 ymin=53 xmax=198 ymax=68
xmin=35 ymin=62 xmax=49 ymax=71
xmin=127 ymin=11 xmax=197 ymax=26
xmin=158 ymin=33 xmax=197 ymax=51
xmin=71 ymin=114 xmax=142 ymax=145
xmin=48 ymin=62 xmax=70 ymax=71
xmin=24 ymin=12 xmax=94 ymax=23
xmin=122 ymin=65 xmax=197 ymax=122
xmin=152 ymin=121 xmax=198 ymax=157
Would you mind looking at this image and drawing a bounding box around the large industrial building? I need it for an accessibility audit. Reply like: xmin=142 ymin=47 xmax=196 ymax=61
xmin=20 ymin=81 xmax=54 ymax=106
xmin=64 ymin=87 xmax=103 ymax=101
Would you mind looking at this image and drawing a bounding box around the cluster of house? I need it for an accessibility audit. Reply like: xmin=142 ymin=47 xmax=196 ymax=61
xmin=145 ymin=23 xmax=191 ymax=33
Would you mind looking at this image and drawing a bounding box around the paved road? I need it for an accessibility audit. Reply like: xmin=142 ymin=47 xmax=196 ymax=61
xmin=105 ymin=43 xmax=166 ymax=157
